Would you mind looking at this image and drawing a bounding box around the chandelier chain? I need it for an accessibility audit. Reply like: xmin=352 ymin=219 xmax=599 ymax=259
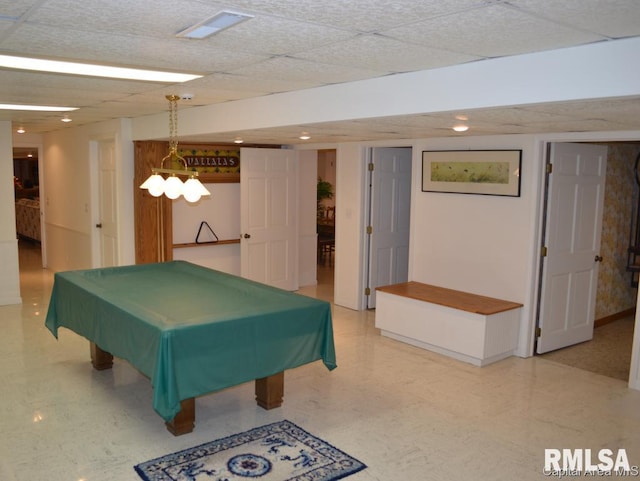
xmin=167 ymin=94 xmax=179 ymax=152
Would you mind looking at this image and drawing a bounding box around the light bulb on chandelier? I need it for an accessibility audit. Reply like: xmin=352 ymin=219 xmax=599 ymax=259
xmin=183 ymin=176 xmax=210 ymax=203
xmin=164 ymin=176 xmax=184 ymax=199
xmin=141 ymin=173 xmax=166 ymax=197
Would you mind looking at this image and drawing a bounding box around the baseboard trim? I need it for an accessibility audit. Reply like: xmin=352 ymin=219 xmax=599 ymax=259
xmin=595 ymin=308 xmax=635 ymax=328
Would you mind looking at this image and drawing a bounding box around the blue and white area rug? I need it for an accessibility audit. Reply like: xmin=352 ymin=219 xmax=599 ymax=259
xmin=134 ymin=420 xmax=366 ymax=481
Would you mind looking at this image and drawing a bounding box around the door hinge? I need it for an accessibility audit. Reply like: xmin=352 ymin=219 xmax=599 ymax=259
xmin=365 ymin=287 xmax=371 ymax=296
xmin=368 ymin=162 xmax=374 ymax=172
xmin=367 ymin=225 xmax=373 ymax=234
xmin=541 ymin=246 xmax=548 ymax=257
xmin=535 ymin=327 xmax=542 ymax=338
xmin=546 ymin=162 xmax=553 ymax=174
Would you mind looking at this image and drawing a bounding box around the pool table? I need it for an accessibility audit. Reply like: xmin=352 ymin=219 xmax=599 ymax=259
xmin=45 ymin=261 xmax=336 ymax=435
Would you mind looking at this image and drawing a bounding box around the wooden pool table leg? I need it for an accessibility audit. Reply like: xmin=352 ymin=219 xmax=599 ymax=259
xmin=166 ymin=398 xmax=195 ymax=436
xmin=88 ymin=341 xmax=195 ymax=436
xmin=90 ymin=342 xmax=113 ymax=370
xmin=255 ymin=371 xmax=284 ymax=409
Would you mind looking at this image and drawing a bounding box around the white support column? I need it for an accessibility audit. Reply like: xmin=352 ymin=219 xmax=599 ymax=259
xmin=0 ymin=121 xmax=21 ymax=306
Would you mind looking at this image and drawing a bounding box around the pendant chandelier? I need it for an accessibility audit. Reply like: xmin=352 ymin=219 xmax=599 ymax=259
xmin=139 ymin=95 xmax=210 ymax=203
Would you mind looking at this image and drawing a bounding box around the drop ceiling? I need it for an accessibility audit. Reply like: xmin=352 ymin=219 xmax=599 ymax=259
xmin=2 ymin=0 xmax=640 ymax=144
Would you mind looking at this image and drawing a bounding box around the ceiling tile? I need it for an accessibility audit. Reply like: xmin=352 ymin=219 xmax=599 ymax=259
xmin=185 ymin=72 xmax=312 ymax=95
xmin=199 ymin=14 xmax=358 ymax=56
xmin=0 ymin=0 xmax=41 ymax=19
xmin=510 ymin=0 xmax=640 ymax=38
xmin=295 ymin=33 xmax=481 ymax=73
xmin=461 ymin=107 xmax=576 ymax=125
xmin=0 ymin=70 xmax=155 ymax=95
xmin=23 ymin=0 xmax=220 ymax=38
xmin=383 ymin=3 xmax=605 ymax=57
xmin=226 ymin=0 xmax=489 ymax=33
xmin=227 ymin=55 xmax=387 ymax=84
xmin=523 ymin=98 xmax=640 ymax=124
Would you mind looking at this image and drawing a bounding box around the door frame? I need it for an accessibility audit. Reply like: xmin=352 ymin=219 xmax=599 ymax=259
xmin=533 ymin=136 xmax=640 ymax=389
xmin=13 ymin=141 xmax=46 ymax=268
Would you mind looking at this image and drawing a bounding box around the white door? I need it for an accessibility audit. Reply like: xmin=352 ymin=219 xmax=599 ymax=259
xmin=240 ymin=148 xmax=298 ymax=290
xmin=367 ymin=147 xmax=412 ymax=308
xmin=537 ymin=142 xmax=607 ymax=353
xmin=97 ymin=140 xmax=118 ymax=267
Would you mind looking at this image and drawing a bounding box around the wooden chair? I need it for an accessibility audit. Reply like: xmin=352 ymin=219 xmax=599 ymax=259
xmin=325 ymin=206 xmax=335 ymax=222
xmin=317 ymin=223 xmax=335 ymax=264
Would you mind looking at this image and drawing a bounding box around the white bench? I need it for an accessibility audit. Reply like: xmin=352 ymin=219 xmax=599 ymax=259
xmin=375 ymin=282 xmax=522 ymax=366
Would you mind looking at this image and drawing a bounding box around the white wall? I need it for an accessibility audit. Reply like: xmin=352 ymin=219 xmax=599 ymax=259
xmin=43 ymin=128 xmax=92 ymax=271
xmin=172 ymin=183 xmax=241 ymax=245
xmin=172 ymin=183 xmax=241 ymax=274
xmin=411 ymin=135 xmax=542 ymax=358
xmin=412 ymin=137 xmax=538 ymax=294
xmin=173 ymin=243 xmax=241 ymax=274
xmin=42 ymin=119 xmax=134 ymax=272
xmin=0 ymin=121 xmax=21 ymax=305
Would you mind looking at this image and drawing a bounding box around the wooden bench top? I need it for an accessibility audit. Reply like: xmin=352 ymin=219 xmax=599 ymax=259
xmin=376 ymin=281 xmax=523 ymax=315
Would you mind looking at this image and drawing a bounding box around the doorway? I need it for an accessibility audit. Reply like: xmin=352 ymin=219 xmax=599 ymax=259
xmin=13 ymin=145 xmax=45 ymax=269
xmin=537 ymin=141 xmax=640 ymax=381
xmin=317 ymin=149 xmax=336 ymax=271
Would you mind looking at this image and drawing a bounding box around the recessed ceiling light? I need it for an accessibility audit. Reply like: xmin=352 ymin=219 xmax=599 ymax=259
xmin=16 ymin=126 xmax=25 ymax=133
xmin=61 ymin=115 xmax=72 ymax=123
xmin=234 ymin=137 xmax=244 ymax=144
xmin=299 ymin=132 xmax=311 ymax=140
xmin=0 ymin=103 xmax=77 ymax=111
xmin=176 ymin=10 xmax=253 ymax=39
xmin=0 ymin=54 xmax=201 ymax=83
xmin=452 ymin=124 xmax=469 ymax=132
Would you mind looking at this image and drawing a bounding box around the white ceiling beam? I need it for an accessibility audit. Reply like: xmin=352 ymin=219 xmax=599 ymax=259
xmin=132 ymin=37 xmax=640 ymax=141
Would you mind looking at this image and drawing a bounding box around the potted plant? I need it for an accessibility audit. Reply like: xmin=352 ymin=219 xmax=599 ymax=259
xmin=317 ymin=177 xmax=334 ymax=221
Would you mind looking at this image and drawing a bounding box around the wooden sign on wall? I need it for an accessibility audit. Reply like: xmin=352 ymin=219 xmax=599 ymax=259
xmin=174 ymin=145 xmax=241 ymax=183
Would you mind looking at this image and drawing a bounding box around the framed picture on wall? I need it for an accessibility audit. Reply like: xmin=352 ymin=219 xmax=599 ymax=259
xmin=422 ymin=150 xmax=521 ymax=197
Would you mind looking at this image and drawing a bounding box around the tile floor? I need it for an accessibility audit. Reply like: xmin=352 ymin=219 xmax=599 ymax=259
xmin=2 ymin=242 xmax=640 ymax=480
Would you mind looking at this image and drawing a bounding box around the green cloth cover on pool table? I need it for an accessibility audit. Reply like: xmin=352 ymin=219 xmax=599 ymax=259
xmin=45 ymin=261 xmax=336 ymax=421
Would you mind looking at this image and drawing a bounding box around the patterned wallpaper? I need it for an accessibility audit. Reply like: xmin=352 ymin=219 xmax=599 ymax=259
xmin=595 ymin=143 xmax=640 ymax=319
